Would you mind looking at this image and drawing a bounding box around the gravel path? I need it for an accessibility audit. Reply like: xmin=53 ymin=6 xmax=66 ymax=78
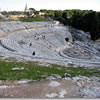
xmin=0 ymin=79 xmax=80 ymax=98
xmin=0 ymin=76 xmax=100 ymax=98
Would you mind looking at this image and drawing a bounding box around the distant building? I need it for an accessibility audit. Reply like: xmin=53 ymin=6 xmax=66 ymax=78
xmin=9 ymin=14 xmax=25 ymax=19
xmin=24 ymin=4 xmax=35 ymax=17
xmin=24 ymin=4 xmax=29 ymax=12
xmin=39 ymin=12 xmax=45 ymax=16
xmin=24 ymin=4 xmax=45 ymax=17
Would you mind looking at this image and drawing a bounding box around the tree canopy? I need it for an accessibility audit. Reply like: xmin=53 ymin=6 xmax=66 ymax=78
xmin=2 ymin=9 xmax=100 ymax=41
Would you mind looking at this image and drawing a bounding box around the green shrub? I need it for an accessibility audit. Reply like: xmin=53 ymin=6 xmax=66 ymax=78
xmin=19 ymin=17 xmax=47 ymax=22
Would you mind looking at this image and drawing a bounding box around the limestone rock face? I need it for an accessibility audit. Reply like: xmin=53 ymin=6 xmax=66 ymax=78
xmin=0 ymin=21 xmax=72 ymax=59
xmin=0 ymin=13 xmax=5 ymax=19
xmin=78 ymin=86 xmax=100 ymax=98
xmin=69 ymin=27 xmax=91 ymax=42
xmin=0 ymin=21 xmax=100 ymax=67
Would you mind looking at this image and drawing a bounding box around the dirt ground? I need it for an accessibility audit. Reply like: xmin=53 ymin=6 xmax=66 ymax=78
xmin=0 ymin=79 xmax=81 ymax=98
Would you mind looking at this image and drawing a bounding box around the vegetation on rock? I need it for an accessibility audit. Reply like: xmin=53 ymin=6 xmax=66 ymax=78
xmin=0 ymin=60 xmax=100 ymax=81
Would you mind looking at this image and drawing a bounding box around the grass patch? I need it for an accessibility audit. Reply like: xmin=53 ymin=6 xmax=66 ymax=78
xmin=65 ymin=67 xmax=100 ymax=77
xmin=0 ymin=18 xmax=15 ymax=22
xmin=19 ymin=17 xmax=47 ymax=22
xmin=0 ymin=61 xmax=65 ymax=80
xmin=0 ymin=60 xmax=100 ymax=81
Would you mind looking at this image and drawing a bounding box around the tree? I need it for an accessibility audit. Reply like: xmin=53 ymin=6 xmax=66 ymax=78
xmin=62 ymin=11 xmax=67 ymax=19
xmin=47 ymin=10 xmax=55 ymax=17
xmin=54 ymin=10 xmax=63 ymax=18
xmin=40 ymin=9 xmax=48 ymax=13
xmin=29 ymin=8 xmax=36 ymax=12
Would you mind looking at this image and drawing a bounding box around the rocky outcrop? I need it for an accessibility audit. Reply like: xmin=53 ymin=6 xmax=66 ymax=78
xmin=0 ymin=13 xmax=5 ymax=19
xmin=0 ymin=21 xmax=100 ymax=67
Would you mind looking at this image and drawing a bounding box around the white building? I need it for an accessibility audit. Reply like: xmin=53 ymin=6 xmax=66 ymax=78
xmin=39 ymin=12 xmax=45 ymax=16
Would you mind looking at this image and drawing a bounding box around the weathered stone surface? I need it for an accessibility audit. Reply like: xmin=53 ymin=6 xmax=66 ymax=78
xmin=78 ymin=86 xmax=100 ymax=98
xmin=0 ymin=21 xmax=100 ymax=67
xmin=0 ymin=13 xmax=5 ymax=19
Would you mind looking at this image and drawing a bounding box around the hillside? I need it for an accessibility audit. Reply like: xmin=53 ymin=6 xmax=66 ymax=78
xmin=0 ymin=21 xmax=100 ymax=67
xmin=0 ymin=21 xmax=100 ymax=98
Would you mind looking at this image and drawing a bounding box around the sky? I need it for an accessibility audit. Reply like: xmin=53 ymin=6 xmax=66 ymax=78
xmin=0 ymin=0 xmax=100 ymax=11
